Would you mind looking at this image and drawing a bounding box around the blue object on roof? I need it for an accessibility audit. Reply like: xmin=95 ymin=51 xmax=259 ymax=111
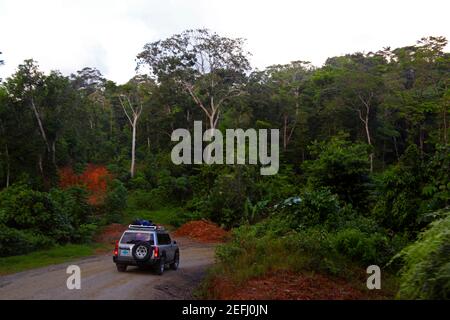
xmin=132 ymin=219 xmax=155 ymax=226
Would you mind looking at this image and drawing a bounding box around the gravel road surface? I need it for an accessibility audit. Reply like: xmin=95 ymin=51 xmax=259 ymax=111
xmin=0 ymin=238 xmax=215 ymax=300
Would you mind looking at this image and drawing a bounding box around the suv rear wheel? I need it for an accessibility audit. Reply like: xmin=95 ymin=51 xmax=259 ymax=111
xmin=170 ymin=252 xmax=179 ymax=270
xmin=116 ymin=264 xmax=127 ymax=272
xmin=155 ymin=257 xmax=165 ymax=275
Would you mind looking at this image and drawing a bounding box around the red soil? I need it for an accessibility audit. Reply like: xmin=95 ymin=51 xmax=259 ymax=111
xmin=210 ymin=271 xmax=381 ymax=300
xmin=59 ymin=164 xmax=112 ymax=205
xmin=94 ymin=223 xmax=128 ymax=245
xmin=173 ymin=220 xmax=229 ymax=243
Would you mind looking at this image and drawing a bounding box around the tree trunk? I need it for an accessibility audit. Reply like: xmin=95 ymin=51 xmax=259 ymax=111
xmin=119 ymin=95 xmax=143 ymax=179
xmin=393 ymin=136 xmax=399 ymax=161
xmin=357 ymin=94 xmax=373 ymax=172
xmin=51 ymin=140 xmax=56 ymax=167
xmin=444 ymin=107 xmax=448 ymax=145
xmin=131 ymin=119 xmax=137 ymax=178
xmin=31 ymin=97 xmax=50 ymax=153
xmin=417 ymin=125 xmax=424 ymax=157
xmin=209 ymin=114 xmax=215 ymax=131
xmin=364 ymin=113 xmax=374 ymax=172
xmin=38 ymin=154 xmax=44 ymax=176
xmin=5 ymin=143 xmax=10 ymax=188
xmin=283 ymin=115 xmax=288 ymax=151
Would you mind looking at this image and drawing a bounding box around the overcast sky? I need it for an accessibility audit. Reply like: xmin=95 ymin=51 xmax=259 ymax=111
xmin=0 ymin=0 xmax=449 ymax=84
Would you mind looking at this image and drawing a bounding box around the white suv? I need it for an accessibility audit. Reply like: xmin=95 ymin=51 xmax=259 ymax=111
xmin=113 ymin=224 xmax=179 ymax=275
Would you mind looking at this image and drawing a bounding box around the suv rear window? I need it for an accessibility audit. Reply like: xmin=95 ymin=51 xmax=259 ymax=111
xmin=121 ymin=232 xmax=154 ymax=244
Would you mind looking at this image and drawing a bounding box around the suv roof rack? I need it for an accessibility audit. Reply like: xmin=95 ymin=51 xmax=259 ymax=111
xmin=128 ymin=224 xmax=165 ymax=231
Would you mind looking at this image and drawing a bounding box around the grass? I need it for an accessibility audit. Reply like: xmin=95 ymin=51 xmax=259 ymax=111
xmin=124 ymin=191 xmax=195 ymax=229
xmin=0 ymin=193 xmax=193 ymax=276
xmin=124 ymin=207 xmax=182 ymax=227
xmin=0 ymin=243 xmax=109 ymax=275
xmin=199 ymin=227 xmax=399 ymax=299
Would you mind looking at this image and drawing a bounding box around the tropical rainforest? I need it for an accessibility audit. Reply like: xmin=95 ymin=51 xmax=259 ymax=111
xmin=0 ymin=30 xmax=449 ymax=299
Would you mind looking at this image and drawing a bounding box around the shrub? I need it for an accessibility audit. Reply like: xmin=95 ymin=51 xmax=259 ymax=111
xmin=200 ymin=167 xmax=255 ymax=227
xmin=0 ymin=184 xmax=96 ymax=256
xmin=49 ymin=186 xmax=92 ymax=226
xmin=104 ymin=179 xmax=127 ymax=223
xmin=0 ymin=185 xmax=72 ymax=239
xmin=302 ymin=135 xmax=372 ymax=209
xmin=394 ymin=209 xmax=450 ymax=299
xmin=277 ymin=187 xmax=340 ymax=229
xmin=128 ymin=190 xmax=157 ymax=210
xmin=166 ymin=210 xmax=201 ymax=228
xmin=372 ymin=166 xmax=423 ymax=232
xmin=0 ymin=225 xmax=52 ymax=257
xmin=330 ymin=228 xmax=390 ymax=265
xmin=74 ymin=223 xmax=98 ymax=243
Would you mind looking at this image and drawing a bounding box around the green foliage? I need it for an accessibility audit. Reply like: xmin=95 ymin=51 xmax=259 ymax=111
xmin=49 ymin=186 xmax=92 ymax=228
xmin=0 ymin=226 xmax=52 ymax=257
xmin=277 ymin=187 xmax=340 ymax=229
xmin=394 ymin=209 xmax=450 ymax=299
xmin=128 ymin=189 xmax=159 ymax=210
xmin=302 ymin=135 xmax=372 ymax=209
xmin=189 ymin=165 xmax=298 ymax=227
xmin=421 ymin=145 xmax=450 ymax=211
xmin=373 ymin=145 xmax=425 ymax=232
xmin=0 ymin=184 xmax=73 ymax=241
xmin=103 ymin=179 xmax=127 ymax=223
xmin=331 ymin=228 xmax=390 ymax=265
xmin=0 ymin=34 xmax=448 ymax=297
xmin=0 ymin=183 xmax=95 ymax=256
xmin=0 ymin=243 xmax=110 ymax=275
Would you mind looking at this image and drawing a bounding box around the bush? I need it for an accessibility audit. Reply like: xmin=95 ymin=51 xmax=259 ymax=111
xmin=74 ymin=223 xmax=98 ymax=243
xmin=49 ymin=186 xmax=92 ymax=234
xmin=213 ymin=219 xmax=347 ymax=283
xmin=128 ymin=190 xmax=156 ymax=210
xmin=0 ymin=225 xmax=52 ymax=257
xmin=166 ymin=211 xmax=201 ymax=228
xmin=0 ymin=184 xmax=74 ymax=240
xmin=195 ymin=166 xmax=256 ymax=227
xmin=277 ymin=187 xmax=340 ymax=229
xmin=104 ymin=179 xmax=127 ymax=223
xmin=302 ymin=135 xmax=372 ymax=209
xmin=372 ymin=149 xmax=424 ymax=232
xmin=0 ymin=183 xmax=97 ymax=256
xmin=330 ymin=228 xmax=390 ymax=265
xmin=394 ymin=209 xmax=450 ymax=299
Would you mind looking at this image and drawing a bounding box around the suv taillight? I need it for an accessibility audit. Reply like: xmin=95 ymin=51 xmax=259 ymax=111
xmin=153 ymin=246 xmax=159 ymax=258
xmin=114 ymin=240 xmax=118 ymax=256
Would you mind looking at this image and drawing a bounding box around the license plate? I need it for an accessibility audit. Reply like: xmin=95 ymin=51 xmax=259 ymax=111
xmin=120 ymin=249 xmax=130 ymax=256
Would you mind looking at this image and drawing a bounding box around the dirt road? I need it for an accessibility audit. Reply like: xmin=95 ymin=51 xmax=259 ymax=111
xmin=0 ymin=238 xmax=215 ymax=300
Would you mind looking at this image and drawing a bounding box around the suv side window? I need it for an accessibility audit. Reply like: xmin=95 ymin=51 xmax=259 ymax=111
xmin=157 ymin=233 xmax=171 ymax=245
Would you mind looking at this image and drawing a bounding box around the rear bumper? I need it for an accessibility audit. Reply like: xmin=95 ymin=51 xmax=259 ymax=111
xmin=113 ymin=256 xmax=159 ymax=266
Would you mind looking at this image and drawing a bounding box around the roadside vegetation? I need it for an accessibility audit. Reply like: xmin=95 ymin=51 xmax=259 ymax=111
xmin=0 ymin=32 xmax=449 ymax=299
xmin=0 ymin=243 xmax=109 ymax=275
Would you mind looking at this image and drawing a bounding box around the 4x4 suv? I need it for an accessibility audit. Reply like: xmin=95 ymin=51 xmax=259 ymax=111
xmin=113 ymin=223 xmax=179 ymax=275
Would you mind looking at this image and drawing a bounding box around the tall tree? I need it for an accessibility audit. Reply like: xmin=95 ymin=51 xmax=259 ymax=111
xmin=263 ymin=61 xmax=313 ymax=151
xmin=5 ymin=60 xmax=51 ymax=175
xmin=324 ymin=53 xmax=386 ymax=172
xmin=118 ymin=76 xmax=154 ymax=178
xmin=137 ymin=29 xmax=251 ymax=130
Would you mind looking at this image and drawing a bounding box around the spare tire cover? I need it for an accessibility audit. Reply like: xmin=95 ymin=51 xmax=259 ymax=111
xmin=132 ymin=241 xmax=153 ymax=262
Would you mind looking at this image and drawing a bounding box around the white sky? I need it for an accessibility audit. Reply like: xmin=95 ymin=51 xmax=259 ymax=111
xmin=0 ymin=0 xmax=449 ymax=84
